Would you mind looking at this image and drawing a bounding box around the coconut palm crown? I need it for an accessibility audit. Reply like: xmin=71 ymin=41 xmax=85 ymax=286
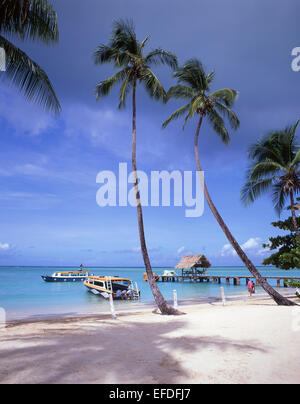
xmin=241 ymin=120 xmax=300 ymax=235
xmin=0 ymin=0 xmax=61 ymax=113
xmin=94 ymin=19 xmax=177 ymax=106
xmin=162 ymin=58 xmax=240 ymax=139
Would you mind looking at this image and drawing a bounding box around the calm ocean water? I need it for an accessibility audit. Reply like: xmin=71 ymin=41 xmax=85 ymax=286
xmin=0 ymin=266 xmax=299 ymax=320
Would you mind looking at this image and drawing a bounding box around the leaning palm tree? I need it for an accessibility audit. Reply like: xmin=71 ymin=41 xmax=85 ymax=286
xmin=0 ymin=0 xmax=61 ymax=113
xmin=242 ymin=120 xmax=300 ymax=238
xmin=163 ymin=59 xmax=295 ymax=306
xmin=94 ymin=19 xmax=181 ymax=315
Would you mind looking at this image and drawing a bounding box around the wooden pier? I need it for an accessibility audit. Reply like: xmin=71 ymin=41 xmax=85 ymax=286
xmin=146 ymin=274 xmax=300 ymax=288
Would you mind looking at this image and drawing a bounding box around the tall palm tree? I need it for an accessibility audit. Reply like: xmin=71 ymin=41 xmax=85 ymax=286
xmin=94 ymin=19 xmax=181 ymax=315
xmin=0 ymin=0 xmax=61 ymax=113
xmin=163 ymin=59 xmax=295 ymax=306
xmin=242 ymin=120 xmax=300 ymax=238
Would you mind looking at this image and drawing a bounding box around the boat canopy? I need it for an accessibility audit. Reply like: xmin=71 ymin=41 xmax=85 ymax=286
xmin=54 ymin=270 xmax=91 ymax=275
xmin=86 ymin=276 xmax=131 ymax=282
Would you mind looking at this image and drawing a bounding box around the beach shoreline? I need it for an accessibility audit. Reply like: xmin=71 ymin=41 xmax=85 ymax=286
xmin=1 ymin=295 xmax=299 ymax=384
xmin=3 ymin=289 xmax=297 ymax=324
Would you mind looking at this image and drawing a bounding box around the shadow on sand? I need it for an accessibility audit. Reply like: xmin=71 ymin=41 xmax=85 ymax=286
xmin=0 ymin=317 xmax=268 ymax=384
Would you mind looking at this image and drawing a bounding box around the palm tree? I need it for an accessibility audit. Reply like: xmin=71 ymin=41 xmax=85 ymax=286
xmin=94 ymin=19 xmax=182 ymax=315
xmin=0 ymin=0 xmax=61 ymax=113
xmin=163 ymin=59 xmax=295 ymax=306
xmin=242 ymin=120 xmax=300 ymax=238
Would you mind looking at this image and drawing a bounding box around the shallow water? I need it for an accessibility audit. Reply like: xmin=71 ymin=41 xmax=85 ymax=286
xmin=0 ymin=266 xmax=299 ymax=320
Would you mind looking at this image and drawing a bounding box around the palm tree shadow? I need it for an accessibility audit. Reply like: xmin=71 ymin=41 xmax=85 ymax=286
xmin=0 ymin=318 xmax=269 ymax=384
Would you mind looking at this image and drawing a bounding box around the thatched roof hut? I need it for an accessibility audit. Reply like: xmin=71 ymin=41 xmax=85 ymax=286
xmin=175 ymin=255 xmax=211 ymax=274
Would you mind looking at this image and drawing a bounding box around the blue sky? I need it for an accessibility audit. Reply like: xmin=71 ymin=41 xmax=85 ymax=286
xmin=0 ymin=0 xmax=299 ymax=267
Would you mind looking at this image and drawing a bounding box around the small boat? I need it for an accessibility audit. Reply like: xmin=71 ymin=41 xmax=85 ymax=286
xmin=84 ymin=276 xmax=140 ymax=300
xmin=42 ymin=266 xmax=93 ymax=283
xmin=163 ymin=270 xmax=177 ymax=277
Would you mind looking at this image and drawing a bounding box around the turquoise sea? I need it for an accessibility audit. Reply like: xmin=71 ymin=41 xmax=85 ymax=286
xmin=0 ymin=266 xmax=299 ymax=320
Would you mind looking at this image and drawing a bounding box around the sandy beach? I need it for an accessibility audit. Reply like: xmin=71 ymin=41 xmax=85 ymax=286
xmin=1 ymin=295 xmax=300 ymax=384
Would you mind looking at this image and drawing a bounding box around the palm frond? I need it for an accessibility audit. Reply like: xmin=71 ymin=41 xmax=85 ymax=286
xmin=207 ymin=108 xmax=230 ymax=145
xmin=272 ymin=182 xmax=288 ymax=215
xmin=243 ymin=124 xmax=300 ymax=213
xmin=188 ymin=95 xmax=203 ymax=118
xmin=95 ymin=68 xmax=129 ymax=99
xmin=162 ymin=103 xmax=190 ymax=129
xmin=292 ymin=148 xmax=300 ymax=166
xmin=0 ymin=0 xmax=58 ymax=43
xmin=249 ymin=161 xmax=283 ymax=181
xmin=248 ymin=136 xmax=285 ymax=166
xmin=94 ymin=45 xmax=118 ymax=65
xmin=140 ymin=68 xmax=166 ymax=101
xmin=139 ymin=35 xmax=150 ymax=52
xmin=145 ymin=49 xmax=177 ymax=70
xmin=210 ymin=88 xmax=239 ymax=107
xmin=110 ymin=19 xmax=138 ymax=55
xmin=288 ymin=119 xmax=300 ymax=160
xmin=206 ymin=70 xmax=215 ymax=85
xmin=118 ymin=70 xmax=133 ymax=109
xmin=174 ymin=59 xmax=208 ymax=91
xmin=241 ymin=178 xmax=273 ymax=206
xmin=213 ymin=100 xmax=240 ymax=131
xmin=0 ymin=34 xmax=60 ymax=113
xmin=166 ymin=85 xmax=196 ymax=102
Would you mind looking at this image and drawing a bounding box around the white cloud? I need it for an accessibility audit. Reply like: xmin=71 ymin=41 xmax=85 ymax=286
xmin=177 ymin=246 xmax=185 ymax=255
xmin=221 ymin=243 xmax=233 ymax=256
xmin=241 ymin=238 xmax=261 ymax=250
xmin=0 ymin=243 xmax=12 ymax=251
xmin=221 ymin=238 xmax=266 ymax=257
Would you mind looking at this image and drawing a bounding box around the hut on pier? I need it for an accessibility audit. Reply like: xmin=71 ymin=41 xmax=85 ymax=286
xmin=175 ymin=255 xmax=211 ymax=276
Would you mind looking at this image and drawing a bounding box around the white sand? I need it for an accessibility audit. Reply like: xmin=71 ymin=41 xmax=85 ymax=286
xmin=0 ymin=298 xmax=300 ymax=384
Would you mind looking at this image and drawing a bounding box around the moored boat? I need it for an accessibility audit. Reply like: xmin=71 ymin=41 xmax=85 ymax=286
xmin=42 ymin=266 xmax=93 ymax=282
xmin=84 ymin=276 xmax=140 ymax=300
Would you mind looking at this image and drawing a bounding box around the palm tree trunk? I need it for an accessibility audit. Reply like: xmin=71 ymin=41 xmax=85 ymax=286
xmin=290 ymin=191 xmax=300 ymax=238
xmin=194 ymin=115 xmax=296 ymax=306
xmin=131 ymin=80 xmax=183 ymax=315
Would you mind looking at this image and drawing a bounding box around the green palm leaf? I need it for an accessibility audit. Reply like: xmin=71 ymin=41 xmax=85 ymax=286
xmin=207 ymin=108 xmax=230 ymax=145
xmin=145 ymin=49 xmax=177 ymax=70
xmin=162 ymin=58 xmax=239 ymax=146
xmin=0 ymin=0 xmax=58 ymax=43
xmin=210 ymin=88 xmax=238 ymax=107
xmin=166 ymin=85 xmax=196 ymax=101
xmin=95 ymin=68 xmax=129 ymax=99
xmin=242 ymin=120 xmax=300 ymax=214
xmin=162 ymin=103 xmax=190 ymax=129
xmin=241 ymin=178 xmax=273 ymax=206
xmin=0 ymin=34 xmax=60 ymax=113
xmin=213 ymin=100 xmax=240 ymax=130
xmin=141 ymin=68 xmax=166 ymax=101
